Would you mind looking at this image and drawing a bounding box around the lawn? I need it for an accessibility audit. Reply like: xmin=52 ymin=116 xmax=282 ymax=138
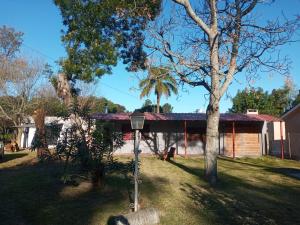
xmin=1 ymin=151 xmax=300 ymax=225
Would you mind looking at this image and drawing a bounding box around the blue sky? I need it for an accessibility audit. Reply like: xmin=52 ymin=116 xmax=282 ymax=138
xmin=1 ymin=0 xmax=299 ymax=113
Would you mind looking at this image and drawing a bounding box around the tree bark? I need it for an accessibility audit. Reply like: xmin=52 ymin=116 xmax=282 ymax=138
xmin=205 ymin=4 xmax=220 ymax=185
xmin=156 ymin=94 xmax=160 ymax=113
xmin=205 ymin=99 xmax=220 ymax=185
xmin=15 ymin=127 xmax=22 ymax=149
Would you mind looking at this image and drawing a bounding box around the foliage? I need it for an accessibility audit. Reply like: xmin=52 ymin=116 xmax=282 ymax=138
xmin=0 ymin=25 xmax=23 ymax=59
xmin=292 ymin=91 xmax=300 ymax=107
xmin=56 ymin=118 xmax=124 ymax=186
xmin=28 ymin=96 xmax=68 ymax=117
xmin=137 ymin=99 xmax=173 ymax=113
xmin=55 ymin=0 xmax=161 ymax=82
xmin=0 ymin=133 xmax=14 ymax=142
xmin=78 ymin=96 xmax=126 ymax=114
xmin=230 ymin=84 xmax=296 ymax=116
xmin=162 ymin=103 xmax=173 ymax=113
xmin=139 ymin=66 xmax=178 ymax=113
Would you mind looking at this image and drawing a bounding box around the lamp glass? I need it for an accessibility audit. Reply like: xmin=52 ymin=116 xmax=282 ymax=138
xmin=130 ymin=114 xmax=145 ymax=130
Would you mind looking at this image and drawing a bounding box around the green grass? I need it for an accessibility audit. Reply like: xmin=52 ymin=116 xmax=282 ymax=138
xmin=1 ymin=151 xmax=300 ymax=225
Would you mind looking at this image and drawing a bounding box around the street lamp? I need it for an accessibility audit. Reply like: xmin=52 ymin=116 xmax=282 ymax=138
xmin=130 ymin=112 xmax=145 ymax=212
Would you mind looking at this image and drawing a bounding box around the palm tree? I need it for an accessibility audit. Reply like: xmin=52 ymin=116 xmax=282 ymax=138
xmin=139 ymin=67 xmax=178 ymax=113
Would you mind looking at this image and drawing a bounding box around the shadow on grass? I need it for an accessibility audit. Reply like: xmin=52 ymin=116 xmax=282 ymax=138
xmin=220 ymin=157 xmax=300 ymax=181
xmin=0 ymin=158 xmax=169 ymax=225
xmin=0 ymin=153 xmax=28 ymax=163
xmin=265 ymin=167 xmax=300 ymax=180
xmin=168 ymin=159 xmax=204 ymax=178
xmin=0 ymin=159 xmax=132 ymax=225
xmin=168 ymin=159 xmax=300 ymax=225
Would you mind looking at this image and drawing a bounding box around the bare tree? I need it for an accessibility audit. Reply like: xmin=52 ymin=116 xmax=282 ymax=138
xmin=145 ymin=0 xmax=299 ymax=185
xmin=0 ymin=58 xmax=45 ymax=145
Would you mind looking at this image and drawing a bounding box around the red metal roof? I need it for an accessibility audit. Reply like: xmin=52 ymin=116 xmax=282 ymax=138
xmin=246 ymin=114 xmax=282 ymax=122
xmin=91 ymin=112 xmax=269 ymax=122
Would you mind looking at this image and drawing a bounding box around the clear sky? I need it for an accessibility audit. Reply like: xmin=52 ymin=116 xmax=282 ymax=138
xmin=1 ymin=0 xmax=299 ymax=113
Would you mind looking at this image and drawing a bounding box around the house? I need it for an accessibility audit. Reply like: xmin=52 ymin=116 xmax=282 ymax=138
xmin=281 ymin=103 xmax=300 ymax=159
xmin=20 ymin=117 xmax=65 ymax=149
xmin=18 ymin=111 xmax=284 ymax=158
xmin=91 ymin=112 xmax=284 ymax=158
xmin=19 ymin=116 xmax=89 ymax=149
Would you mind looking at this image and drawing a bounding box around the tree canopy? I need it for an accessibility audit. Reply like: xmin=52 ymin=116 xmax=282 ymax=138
xmin=229 ymin=85 xmax=297 ymax=116
xmin=55 ymin=0 xmax=161 ymax=82
xmin=137 ymin=99 xmax=173 ymax=113
xmin=139 ymin=66 xmax=178 ymax=113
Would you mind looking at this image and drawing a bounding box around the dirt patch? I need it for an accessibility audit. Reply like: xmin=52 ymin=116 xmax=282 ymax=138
xmin=60 ymin=181 xmax=94 ymax=198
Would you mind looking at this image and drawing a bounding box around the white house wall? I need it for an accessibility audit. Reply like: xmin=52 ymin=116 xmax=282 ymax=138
xmin=112 ymin=121 xmax=205 ymax=155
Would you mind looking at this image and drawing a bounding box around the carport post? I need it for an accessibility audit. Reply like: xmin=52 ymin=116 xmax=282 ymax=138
xmin=280 ymin=121 xmax=284 ymax=160
xmin=232 ymin=121 xmax=235 ymax=159
xmin=184 ymin=120 xmax=187 ymax=158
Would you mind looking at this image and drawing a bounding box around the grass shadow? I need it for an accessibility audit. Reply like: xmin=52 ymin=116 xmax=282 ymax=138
xmin=0 ymin=158 xmax=134 ymax=225
xmin=169 ymin=159 xmax=300 ymax=225
xmin=265 ymin=167 xmax=300 ymax=180
xmin=0 ymin=153 xmax=28 ymax=163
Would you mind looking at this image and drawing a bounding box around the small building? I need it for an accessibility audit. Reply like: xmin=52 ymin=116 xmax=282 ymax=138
xmin=20 ymin=117 xmax=64 ymax=149
xmin=245 ymin=111 xmax=286 ymax=158
xmin=281 ymin=103 xmax=300 ymax=159
xmin=91 ymin=112 xmax=283 ymax=158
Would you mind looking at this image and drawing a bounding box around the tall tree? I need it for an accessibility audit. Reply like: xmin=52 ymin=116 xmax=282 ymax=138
xmin=292 ymin=91 xmax=300 ymax=107
xmin=230 ymin=88 xmax=283 ymax=116
xmin=145 ymin=0 xmax=299 ymax=184
xmin=0 ymin=26 xmax=46 ymax=145
xmin=139 ymin=66 xmax=178 ymax=113
xmin=162 ymin=103 xmax=173 ymax=113
xmin=55 ymin=0 xmax=161 ymax=84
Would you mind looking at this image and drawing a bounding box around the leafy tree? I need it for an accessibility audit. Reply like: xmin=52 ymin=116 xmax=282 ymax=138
xmin=292 ymin=91 xmax=300 ymax=107
xmin=269 ymin=88 xmax=290 ymax=116
xmin=139 ymin=66 xmax=178 ymax=113
xmin=162 ymin=103 xmax=173 ymax=113
xmin=0 ymin=25 xmax=23 ymax=60
xmin=57 ymin=119 xmax=124 ymax=187
xmin=230 ymin=86 xmax=293 ymax=117
xmin=137 ymin=99 xmax=174 ymax=113
xmin=230 ymin=88 xmax=272 ymax=114
xmin=55 ymin=0 xmax=161 ymax=83
xmin=78 ymin=96 xmax=126 ymax=114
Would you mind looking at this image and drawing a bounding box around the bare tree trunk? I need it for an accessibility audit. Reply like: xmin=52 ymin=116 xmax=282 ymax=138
xmin=33 ymin=108 xmax=48 ymax=159
xmin=205 ymin=11 xmax=220 ymax=185
xmin=205 ymin=99 xmax=220 ymax=185
xmin=156 ymin=94 xmax=160 ymax=113
xmin=15 ymin=127 xmax=22 ymax=150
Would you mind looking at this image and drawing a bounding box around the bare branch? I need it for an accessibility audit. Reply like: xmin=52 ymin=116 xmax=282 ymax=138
xmin=172 ymin=0 xmax=212 ymax=35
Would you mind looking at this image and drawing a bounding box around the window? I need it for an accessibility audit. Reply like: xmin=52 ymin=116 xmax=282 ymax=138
xmin=122 ymin=124 xmax=133 ymax=140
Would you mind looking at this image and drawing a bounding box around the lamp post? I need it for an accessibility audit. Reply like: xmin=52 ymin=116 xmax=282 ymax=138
xmin=130 ymin=112 xmax=145 ymax=212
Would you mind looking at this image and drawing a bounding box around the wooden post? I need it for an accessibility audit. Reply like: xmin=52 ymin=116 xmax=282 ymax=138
xmin=184 ymin=120 xmax=187 ymax=158
xmin=280 ymin=121 xmax=284 ymax=160
xmin=288 ymin=132 xmax=292 ymax=159
xmin=232 ymin=121 xmax=235 ymax=159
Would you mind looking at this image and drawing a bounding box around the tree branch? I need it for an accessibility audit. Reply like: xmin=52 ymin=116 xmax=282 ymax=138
xmin=172 ymin=0 xmax=212 ymax=35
